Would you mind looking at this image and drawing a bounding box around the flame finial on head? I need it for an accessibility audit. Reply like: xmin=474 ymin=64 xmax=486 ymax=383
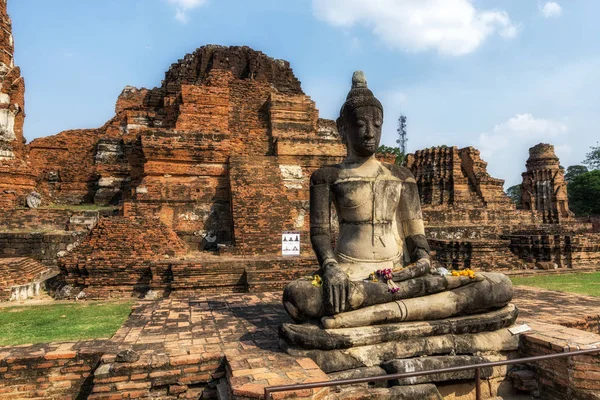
xmin=352 ymin=71 xmax=368 ymax=89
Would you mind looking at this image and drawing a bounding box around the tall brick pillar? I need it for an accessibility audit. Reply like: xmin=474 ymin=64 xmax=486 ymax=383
xmin=520 ymin=143 xmax=572 ymax=224
xmin=0 ymin=0 xmax=35 ymax=209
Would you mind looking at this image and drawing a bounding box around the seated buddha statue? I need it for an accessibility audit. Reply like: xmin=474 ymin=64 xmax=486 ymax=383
xmin=282 ymin=71 xmax=512 ymax=328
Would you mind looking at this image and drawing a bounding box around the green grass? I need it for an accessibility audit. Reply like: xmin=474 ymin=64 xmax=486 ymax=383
xmin=511 ymin=272 xmax=600 ymax=297
xmin=41 ymin=204 xmax=119 ymax=211
xmin=0 ymin=301 xmax=134 ymax=346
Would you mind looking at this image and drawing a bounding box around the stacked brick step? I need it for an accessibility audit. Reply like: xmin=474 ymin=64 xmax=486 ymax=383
xmin=167 ymin=259 xmax=248 ymax=296
xmin=244 ymin=257 xmax=317 ymax=292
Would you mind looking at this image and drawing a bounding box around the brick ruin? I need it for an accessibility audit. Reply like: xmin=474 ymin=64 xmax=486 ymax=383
xmin=405 ymin=145 xmax=600 ymax=271
xmin=0 ymin=0 xmax=598 ymax=299
xmin=521 ymin=143 xmax=572 ymax=223
xmin=0 ymin=23 xmax=345 ymax=296
xmin=0 ymin=0 xmax=35 ymax=209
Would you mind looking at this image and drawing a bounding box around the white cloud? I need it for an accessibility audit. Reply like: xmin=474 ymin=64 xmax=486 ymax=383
xmin=541 ymin=2 xmax=562 ymax=18
xmin=168 ymin=0 xmax=208 ymax=24
xmin=174 ymin=8 xmax=189 ymax=24
xmin=477 ymin=113 xmax=567 ymax=157
xmin=476 ymin=114 xmax=568 ymax=186
xmin=312 ymin=0 xmax=519 ymax=56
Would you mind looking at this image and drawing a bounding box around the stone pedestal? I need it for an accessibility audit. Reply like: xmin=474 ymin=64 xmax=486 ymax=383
xmin=279 ymin=304 xmax=521 ymax=398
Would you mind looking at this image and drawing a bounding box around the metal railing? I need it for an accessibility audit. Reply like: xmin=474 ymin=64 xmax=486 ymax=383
xmin=264 ymin=347 xmax=600 ymax=400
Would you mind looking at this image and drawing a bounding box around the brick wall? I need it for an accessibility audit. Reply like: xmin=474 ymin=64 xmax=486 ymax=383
xmin=0 ymin=341 xmax=109 ymax=399
xmin=520 ymin=322 xmax=600 ymax=399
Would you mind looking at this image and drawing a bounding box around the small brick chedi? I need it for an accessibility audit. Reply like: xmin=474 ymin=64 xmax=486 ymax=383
xmin=521 ymin=143 xmax=572 ymax=223
xmin=404 ymin=144 xmax=600 ymax=271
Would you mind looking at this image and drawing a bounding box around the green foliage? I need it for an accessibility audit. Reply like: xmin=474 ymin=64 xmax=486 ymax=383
xmin=583 ymin=142 xmax=600 ymax=170
xmin=376 ymin=145 xmax=405 ymax=165
xmin=565 ymin=165 xmax=589 ymax=183
xmin=0 ymin=301 xmax=133 ymax=346
xmin=505 ymin=184 xmax=521 ymax=205
xmin=510 ymin=273 xmax=600 ymax=297
xmin=568 ymin=170 xmax=600 ymax=216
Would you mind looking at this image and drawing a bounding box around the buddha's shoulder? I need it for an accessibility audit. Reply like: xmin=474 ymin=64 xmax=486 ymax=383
xmin=310 ymin=164 xmax=343 ymax=184
xmin=382 ymin=163 xmax=417 ymax=183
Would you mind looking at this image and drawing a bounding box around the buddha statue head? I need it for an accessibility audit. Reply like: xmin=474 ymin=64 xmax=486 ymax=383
xmin=337 ymin=71 xmax=384 ymax=158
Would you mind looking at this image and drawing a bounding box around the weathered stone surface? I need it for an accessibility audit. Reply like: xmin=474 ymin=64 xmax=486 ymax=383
xmin=282 ymin=327 xmax=520 ymax=373
xmin=327 ymin=366 xmax=388 ymax=389
xmin=382 ymin=355 xmax=509 ymax=385
xmin=0 ymin=257 xmax=58 ymax=301
xmin=116 ymin=349 xmax=140 ymax=363
xmin=280 ymin=304 xmax=518 ymax=350
xmin=320 ymin=272 xmax=513 ymax=329
xmin=328 ymin=384 xmax=442 ymax=399
xmin=25 ymin=190 xmax=41 ymax=208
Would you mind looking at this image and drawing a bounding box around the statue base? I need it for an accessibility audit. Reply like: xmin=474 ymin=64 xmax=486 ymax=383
xmin=278 ymin=305 xmax=521 ymax=398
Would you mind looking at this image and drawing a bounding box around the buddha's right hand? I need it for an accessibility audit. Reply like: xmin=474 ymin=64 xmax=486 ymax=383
xmin=392 ymin=258 xmax=431 ymax=282
xmin=322 ymin=263 xmax=349 ymax=315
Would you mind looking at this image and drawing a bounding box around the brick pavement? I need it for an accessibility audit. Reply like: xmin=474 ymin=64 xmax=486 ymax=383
xmin=2 ymin=286 xmax=600 ymax=398
xmin=513 ymin=286 xmax=600 ymax=333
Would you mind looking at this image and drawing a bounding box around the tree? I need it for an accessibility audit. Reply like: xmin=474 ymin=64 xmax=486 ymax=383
xmin=376 ymin=145 xmax=405 ymax=165
xmin=506 ymin=184 xmax=521 ymax=206
xmin=583 ymin=142 xmax=600 ymax=170
xmin=568 ymin=170 xmax=600 ymax=216
xmin=565 ymin=165 xmax=589 ymax=183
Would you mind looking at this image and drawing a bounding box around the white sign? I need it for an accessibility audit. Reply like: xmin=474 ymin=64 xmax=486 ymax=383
xmin=508 ymin=324 xmax=532 ymax=335
xmin=282 ymin=232 xmax=300 ymax=256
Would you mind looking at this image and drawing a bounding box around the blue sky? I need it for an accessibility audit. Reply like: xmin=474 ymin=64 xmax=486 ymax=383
xmin=9 ymin=0 xmax=599 ymax=187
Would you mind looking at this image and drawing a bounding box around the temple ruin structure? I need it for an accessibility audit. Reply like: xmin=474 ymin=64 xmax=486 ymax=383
xmin=521 ymin=143 xmax=572 ymax=223
xmin=405 ymin=145 xmax=600 ymax=271
xmin=0 ymin=0 xmax=35 ymax=209
xmin=0 ymin=0 xmax=598 ymax=299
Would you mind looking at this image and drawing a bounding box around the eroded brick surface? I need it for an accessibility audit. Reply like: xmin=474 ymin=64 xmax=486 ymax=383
xmin=405 ymin=146 xmax=600 ymax=272
xmin=0 ymin=0 xmax=35 ymax=209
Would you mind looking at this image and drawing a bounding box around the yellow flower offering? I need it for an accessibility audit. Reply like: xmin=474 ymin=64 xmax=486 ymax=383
xmin=311 ymin=274 xmax=323 ymax=287
xmin=451 ymin=269 xmax=476 ymax=279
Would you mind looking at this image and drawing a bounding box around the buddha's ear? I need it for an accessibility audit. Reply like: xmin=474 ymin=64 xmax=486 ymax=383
xmin=336 ymin=117 xmax=347 ymax=144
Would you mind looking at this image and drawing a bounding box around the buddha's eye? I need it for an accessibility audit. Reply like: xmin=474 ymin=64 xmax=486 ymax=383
xmin=374 ymin=120 xmax=382 ymax=128
xmin=356 ymin=120 xmax=366 ymax=128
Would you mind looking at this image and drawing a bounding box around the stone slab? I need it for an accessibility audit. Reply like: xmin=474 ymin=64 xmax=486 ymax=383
xmin=282 ymin=327 xmax=520 ymax=373
xmin=281 ymin=304 xmax=518 ymax=350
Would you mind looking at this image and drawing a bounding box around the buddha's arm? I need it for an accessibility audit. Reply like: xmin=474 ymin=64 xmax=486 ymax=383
xmin=398 ymin=176 xmax=431 ymax=264
xmin=310 ymin=168 xmax=349 ymax=314
xmin=309 ymin=171 xmax=337 ymax=268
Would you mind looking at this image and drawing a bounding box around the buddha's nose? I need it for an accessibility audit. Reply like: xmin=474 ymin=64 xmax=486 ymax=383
xmin=364 ymin=124 xmax=374 ymax=139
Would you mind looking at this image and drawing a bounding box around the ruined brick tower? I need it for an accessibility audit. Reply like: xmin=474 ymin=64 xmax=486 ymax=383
xmin=520 ymin=143 xmax=572 ymax=224
xmin=0 ymin=0 xmax=35 ymax=208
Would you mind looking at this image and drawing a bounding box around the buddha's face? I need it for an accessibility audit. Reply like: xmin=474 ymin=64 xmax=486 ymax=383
xmin=344 ymin=106 xmax=383 ymax=157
